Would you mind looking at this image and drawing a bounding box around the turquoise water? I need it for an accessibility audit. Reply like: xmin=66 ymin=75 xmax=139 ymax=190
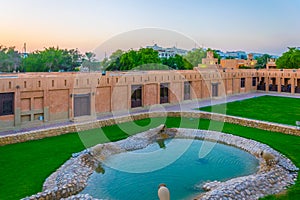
xmin=81 ymin=139 xmax=259 ymax=200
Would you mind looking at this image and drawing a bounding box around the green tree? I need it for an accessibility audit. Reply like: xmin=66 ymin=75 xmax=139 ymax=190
xmin=162 ymin=54 xmax=192 ymax=70
xmin=0 ymin=45 xmax=21 ymax=72
xmin=68 ymin=48 xmax=84 ymax=71
xmin=85 ymin=52 xmax=96 ymax=62
xmin=106 ymin=48 xmax=194 ymax=71
xmin=137 ymin=48 xmax=161 ymax=65
xmin=119 ymin=50 xmax=138 ymax=70
xmin=184 ymin=48 xmax=206 ymax=66
xmin=110 ymin=49 xmax=124 ymax=62
xmin=21 ymin=51 xmax=44 ymax=72
xmin=256 ymin=54 xmax=272 ymax=69
xmin=105 ymin=49 xmax=124 ymax=70
xmin=276 ymin=47 xmax=300 ymax=69
xmin=83 ymin=52 xmax=98 ymax=71
xmin=100 ymin=57 xmax=109 ymax=69
xmin=21 ymin=47 xmax=83 ymax=72
xmin=107 ymin=48 xmax=161 ymax=71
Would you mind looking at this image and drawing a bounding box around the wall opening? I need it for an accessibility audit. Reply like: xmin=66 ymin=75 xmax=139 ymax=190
xmin=131 ymin=85 xmax=142 ymax=108
xmin=252 ymin=77 xmax=256 ymax=86
xmin=241 ymin=78 xmax=245 ymax=88
xmin=160 ymin=83 xmax=169 ymax=104
xmin=212 ymin=83 xmax=218 ymax=97
xmin=0 ymin=93 xmax=14 ymax=116
xmin=184 ymin=81 xmax=191 ymax=100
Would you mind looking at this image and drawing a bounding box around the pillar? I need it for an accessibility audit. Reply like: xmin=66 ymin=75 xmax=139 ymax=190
xmin=291 ymin=78 xmax=295 ymax=94
xmin=14 ymin=86 xmax=21 ymax=127
xmin=277 ymin=77 xmax=281 ymax=93
xmin=265 ymin=77 xmax=269 ymax=92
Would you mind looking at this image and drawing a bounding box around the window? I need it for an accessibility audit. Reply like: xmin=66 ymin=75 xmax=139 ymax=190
xmin=241 ymin=78 xmax=245 ymax=88
xmin=252 ymin=77 xmax=256 ymax=86
xmin=184 ymin=81 xmax=191 ymax=100
xmin=212 ymin=83 xmax=218 ymax=97
xmin=0 ymin=93 xmax=14 ymax=116
xmin=131 ymin=85 xmax=142 ymax=108
xmin=160 ymin=83 xmax=169 ymax=104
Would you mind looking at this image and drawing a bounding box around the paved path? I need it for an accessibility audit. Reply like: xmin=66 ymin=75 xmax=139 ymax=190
xmin=1 ymin=92 xmax=299 ymax=137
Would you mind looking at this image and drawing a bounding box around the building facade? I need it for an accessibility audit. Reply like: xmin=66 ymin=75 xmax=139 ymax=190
xmin=1 ymin=66 xmax=300 ymax=131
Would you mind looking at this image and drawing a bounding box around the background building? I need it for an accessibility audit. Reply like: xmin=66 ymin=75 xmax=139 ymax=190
xmin=220 ymin=53 xmax=257 ymax=69
xmin=146 ymin=44 xmax=188 ymax=59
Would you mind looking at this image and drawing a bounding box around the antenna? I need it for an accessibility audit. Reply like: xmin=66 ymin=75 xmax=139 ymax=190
xmin=23 ymin=43 xmax=26 ymax=54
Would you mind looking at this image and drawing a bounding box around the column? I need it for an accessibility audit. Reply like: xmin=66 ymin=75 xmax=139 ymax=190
xmin=277 ymin=77 xmax=281 ymax=93
xmin=291 ymin=78 xmax=295 ymax=94
xmin=265 ymin=77 xmax=269 ymax=92
xmin=14 ymin=85 xmax=21 ymax=127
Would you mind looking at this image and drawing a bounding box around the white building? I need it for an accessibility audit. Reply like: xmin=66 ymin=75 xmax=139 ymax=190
xmin=146 ymin=44 xmax=188 ymax=59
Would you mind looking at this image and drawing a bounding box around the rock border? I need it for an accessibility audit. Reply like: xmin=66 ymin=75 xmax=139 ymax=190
xmin=22 ymin=126 xmax=298 ymax=200
xmin=2 ymin=111 xmax=300 ymax=146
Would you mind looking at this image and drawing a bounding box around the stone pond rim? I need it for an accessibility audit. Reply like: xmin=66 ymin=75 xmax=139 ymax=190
xmin=22 ymin=125 xmax=299 ymax=200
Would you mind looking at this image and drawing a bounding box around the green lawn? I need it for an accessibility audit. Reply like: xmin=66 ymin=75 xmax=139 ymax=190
xmin=199 ymin=95 xmax=300 ymax=126
xmin=0 ymin=117 xmax=299 ymax=200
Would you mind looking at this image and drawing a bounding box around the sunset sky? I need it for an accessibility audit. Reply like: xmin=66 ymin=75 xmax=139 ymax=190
xmin=1 ymin=0 xmax=300 ymax=57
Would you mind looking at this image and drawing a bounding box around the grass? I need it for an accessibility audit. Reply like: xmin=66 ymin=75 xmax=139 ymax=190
xmin=199 ymin=95 xmax=300 ymax=126
xmin=0 ymin=117 xmax=299 ymax=199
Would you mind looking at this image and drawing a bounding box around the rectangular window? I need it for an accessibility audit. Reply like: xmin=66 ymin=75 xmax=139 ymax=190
xmin=212 ymin=83 xmax=218 ymax=97
xmin=184 ymin=81 xmax=191 ymax=100
xmin=160 ymin=83 xmax=169 ymax=104
xmin=131 ymin=85 xmax=142 ymax=108
xmin=0 ymin=93 xmax=14 ymax=116
xmin=241 ymin=78 xmax=245 ymax=88
xmin=252 ymin=77 xmax=256 ymax=86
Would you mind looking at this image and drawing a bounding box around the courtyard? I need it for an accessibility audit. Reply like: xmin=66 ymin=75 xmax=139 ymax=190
xmin=0 ymin=94 xmax=299 ymax=199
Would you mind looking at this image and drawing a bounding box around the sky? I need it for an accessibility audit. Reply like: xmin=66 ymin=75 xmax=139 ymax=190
xmin=1 ymin=0 xmax=300 ymax=57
